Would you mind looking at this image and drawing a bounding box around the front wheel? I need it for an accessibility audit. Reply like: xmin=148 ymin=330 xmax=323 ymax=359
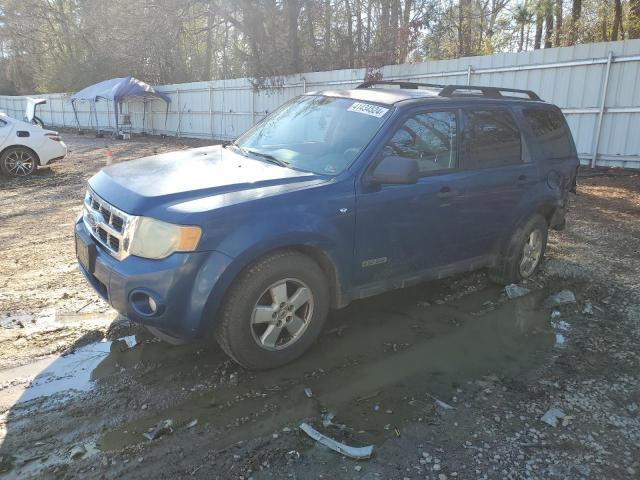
xmin=214 ymin=250 xmax=330 ymax=370
xmin=491 ymin=214 xmax=548 ymax=284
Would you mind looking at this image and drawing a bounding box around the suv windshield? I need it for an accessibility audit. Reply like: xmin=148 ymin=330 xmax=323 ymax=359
xmin=234 ymin=95 xmax=392 ymax=175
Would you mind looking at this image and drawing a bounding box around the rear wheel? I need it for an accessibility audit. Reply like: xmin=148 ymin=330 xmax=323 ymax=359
xmin=0 ymin=147 xmax=38 ymax=178
xmin=214 ymin=250 xmax=329 ymax=370
xmin=491 ymin=214 xmax=548 ymax=284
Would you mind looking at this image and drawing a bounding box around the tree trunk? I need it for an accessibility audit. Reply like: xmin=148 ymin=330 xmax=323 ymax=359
xmin=398 ymin=0 xmax=413 ymax=63
xmin=568 ymin=0 xmax=581 ymax=44
xmin=355 ymin=0 xmax=363 ymax=65
xmin=286 ymin=0 xmax=302 ymax=72
xmin=203 ymin=0 xmax=214 ymax=80
xmin=389 ymin=0 xmax=400 ymax=62
xmin=545 ymin=8 xmax=554 ymax=47
xmin=519 ymin=24 xmax=525 ymax=52
xmin=601 ymin=1 xmax=608 ymax=41
xmin=555 ymin=0 xmax=563 ymax=46
xmin=345 ymin=0 xmax=354 ymax=68
xmin=324 ymin=0 xmax=332 ymax=57
xmin=306 ymin=1 xmax=316 ymax=51
xmin=534 ymin=12 xmax=544 ymax=49
xmin=631 ymin=0 xmax=640 ymax=38
xmin=366 ymin=0 xmax=372 ymax=50
xmin=458 ymin=0 xmax=466 ymax=55
xmin=611 ymin=0 xmax=622 ymax=40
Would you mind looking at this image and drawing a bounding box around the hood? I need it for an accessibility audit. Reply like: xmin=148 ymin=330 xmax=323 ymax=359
xmin=89 ymin=145 xmax=327 ymax=218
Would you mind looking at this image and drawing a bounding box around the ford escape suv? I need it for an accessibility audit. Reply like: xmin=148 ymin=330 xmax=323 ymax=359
xmin=76 ymin=81 xmax=579 ymax=369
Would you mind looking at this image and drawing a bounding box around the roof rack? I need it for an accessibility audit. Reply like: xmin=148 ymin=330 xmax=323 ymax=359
xmin=357 ymin=80 xmax=541 ymax=101
xmin=356 ymin=80 xmax=445 ymax=90
xmin=439 ymin=85 xmax=541 ymax=101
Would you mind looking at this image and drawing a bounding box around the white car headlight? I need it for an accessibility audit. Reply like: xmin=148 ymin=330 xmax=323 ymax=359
xmin=128 ymin=217 xmax=202 ymax=259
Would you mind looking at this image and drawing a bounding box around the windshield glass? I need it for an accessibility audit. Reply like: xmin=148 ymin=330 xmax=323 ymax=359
xmin=234 ymin=95 xmax=392 ymax=175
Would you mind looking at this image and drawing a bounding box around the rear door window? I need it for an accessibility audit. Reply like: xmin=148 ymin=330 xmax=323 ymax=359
xmin=461 ymin=109 xmax=522 ymax=169
xmin=383 ymin=111 xmax=458 ymax=175
xmin=522 ymin=108 xmax=573 ymax=159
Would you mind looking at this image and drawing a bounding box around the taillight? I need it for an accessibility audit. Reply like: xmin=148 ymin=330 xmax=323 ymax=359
xmin=45 ymin=133 xmax=61 ymax=142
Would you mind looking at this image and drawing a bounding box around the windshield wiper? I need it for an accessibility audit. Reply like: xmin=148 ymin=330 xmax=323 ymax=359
xmin=225 ymin=142 xmax=251 ymax=157
xmin=244 ymin=149 xmax=290 ymax=168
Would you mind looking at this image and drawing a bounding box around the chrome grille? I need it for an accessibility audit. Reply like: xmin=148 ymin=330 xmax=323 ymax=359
xmin=83 ymin=189 xmax=132 ymax=260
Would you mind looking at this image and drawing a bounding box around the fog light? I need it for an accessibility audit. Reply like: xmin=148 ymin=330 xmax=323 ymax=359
xmin=129 ymin=290 xmax=164 ymax=317
xmin=148 ymin=296 xmax=157 ymax=313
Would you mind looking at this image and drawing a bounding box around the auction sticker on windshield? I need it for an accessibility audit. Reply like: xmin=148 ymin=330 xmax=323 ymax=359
xmin=347 ymin=102 xmax=389 ymax=118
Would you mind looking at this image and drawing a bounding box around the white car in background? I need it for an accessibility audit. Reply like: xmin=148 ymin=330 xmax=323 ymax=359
xmin=0 ymin=112 xmax=67 ymax=178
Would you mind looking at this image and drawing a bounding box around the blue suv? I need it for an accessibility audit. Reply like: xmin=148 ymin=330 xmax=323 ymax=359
xmin=76 ymin=81 xmax=579 ymax=369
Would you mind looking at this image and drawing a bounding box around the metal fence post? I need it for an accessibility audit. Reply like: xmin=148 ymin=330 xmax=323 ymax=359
xmin=208 ymin=86 xmax=213 ymax=138
xmin=176 ymin=89 xmax=181 ymax=137
xmin=61 ymin=96 xmax=66 ymax=127
xmin=221 ymin=80 xmax=225 ymax=140
xmin=591 ymin=51 xmax=613 ymax=168
xmin=251 ymin=88 xmax=256 ymax=126
xmin=466 ymin=65 xmax=473 ymax=85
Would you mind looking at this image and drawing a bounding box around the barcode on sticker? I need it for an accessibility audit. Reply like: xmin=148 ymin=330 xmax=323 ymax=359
xmin=347 ymin=102 xmax=389 ymax=118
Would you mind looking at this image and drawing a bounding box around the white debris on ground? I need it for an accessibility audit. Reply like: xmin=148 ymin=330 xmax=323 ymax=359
xmin=504 ymin=284 xmax=531 ymax=299
xmin=540 ymin=408 xmax=566 ymax=427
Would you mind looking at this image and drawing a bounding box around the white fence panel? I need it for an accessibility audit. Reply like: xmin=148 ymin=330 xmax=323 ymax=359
xmin=1 ymin=39 xmax=639 ymax=168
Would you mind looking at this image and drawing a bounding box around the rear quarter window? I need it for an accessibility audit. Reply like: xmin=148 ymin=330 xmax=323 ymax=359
xmin=523 ymin=108 xmax=573 ymax=160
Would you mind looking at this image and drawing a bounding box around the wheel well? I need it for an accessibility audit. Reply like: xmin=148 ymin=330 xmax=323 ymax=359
xmin=0 ymin=145 xmax=42 ymax=166
xmin=537 ymin=204 xmax=556 ymax=225
xmin=237 ymin=245 xmax=345 ymax=310
xmin=287 ymin=245 xmax=345 ymax=309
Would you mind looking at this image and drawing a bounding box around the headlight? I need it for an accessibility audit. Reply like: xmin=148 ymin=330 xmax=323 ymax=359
xmin=128 ymin=217 xmax=201 ymax=259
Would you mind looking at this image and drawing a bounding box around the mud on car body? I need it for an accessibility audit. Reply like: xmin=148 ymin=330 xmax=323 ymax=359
xmin=76 ymin=81 xmax=579 ymax=369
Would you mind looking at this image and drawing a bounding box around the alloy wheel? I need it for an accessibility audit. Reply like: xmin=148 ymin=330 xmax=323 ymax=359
xmin=519 ymin=229 xmax=543 ymax=277
xmin=251 ymin=278 xmax=314 ymax=351
xmin=5 ymin=150 xmax=36 ymax=177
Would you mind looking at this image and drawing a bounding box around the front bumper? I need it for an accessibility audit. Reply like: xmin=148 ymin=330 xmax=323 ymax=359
xmin=75 ymin=220 xmax=233 ymax=338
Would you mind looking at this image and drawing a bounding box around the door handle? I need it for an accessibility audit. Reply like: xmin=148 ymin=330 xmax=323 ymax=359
xmin=437 ymin=186 xmax=458 ymax=199
xmin=516 ymin=175 xmax=527 ymax=186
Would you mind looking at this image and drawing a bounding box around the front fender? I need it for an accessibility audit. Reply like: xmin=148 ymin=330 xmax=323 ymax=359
xmin=188 ymin=179 xmax=356 ymax=334
xmin=195 ymin=229 xmax=349 ymax=336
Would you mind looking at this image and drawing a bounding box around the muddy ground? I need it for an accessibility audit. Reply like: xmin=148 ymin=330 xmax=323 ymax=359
xmin=0 ymin=133 xmax=639 ymax=479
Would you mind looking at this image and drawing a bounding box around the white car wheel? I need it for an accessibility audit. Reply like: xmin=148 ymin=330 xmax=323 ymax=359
xmin=1 ymin=147 xmax=38 ymax=178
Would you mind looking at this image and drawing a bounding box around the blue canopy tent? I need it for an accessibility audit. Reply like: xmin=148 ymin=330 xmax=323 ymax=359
xmin=70 ymin=77 xmax=170 ymax=136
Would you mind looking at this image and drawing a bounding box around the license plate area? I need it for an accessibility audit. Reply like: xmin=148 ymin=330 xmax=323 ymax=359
xmin=76 ymin=231 xmax=96 ymax=273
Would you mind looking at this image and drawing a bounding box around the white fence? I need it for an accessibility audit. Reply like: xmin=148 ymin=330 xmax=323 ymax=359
xmin=1 ymin=39 xmax=639 ymax=168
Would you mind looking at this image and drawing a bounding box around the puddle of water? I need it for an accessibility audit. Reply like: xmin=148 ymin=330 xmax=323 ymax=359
xmin=97 ymin=285 xmax=559 ymax=452
xmin=0 ymin=336 xmax=136 ymax=408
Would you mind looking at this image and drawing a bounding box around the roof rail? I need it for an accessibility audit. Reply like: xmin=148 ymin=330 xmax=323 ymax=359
xmin=357 ymin=80 xmax=445 ymax=90
xmin=439 ymin=85 xmax=541 ymax=101
xmin=357 ymin=80 xmax=541 ymax=101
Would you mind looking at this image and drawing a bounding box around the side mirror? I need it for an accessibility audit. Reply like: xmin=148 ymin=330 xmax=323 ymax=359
xmin=369 ymin=156 xmax=419 ymax=185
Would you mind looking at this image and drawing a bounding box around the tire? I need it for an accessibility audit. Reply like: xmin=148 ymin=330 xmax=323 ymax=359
xmin=0 ymin=147 xmax=38 ymax=178
xmin=145 ymin=325 xmax=188 ymax=346
xmin=490 ymin=214 xmax=548 ymax=285
xmin=214 ymin=250 xmax=330 ymax=370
